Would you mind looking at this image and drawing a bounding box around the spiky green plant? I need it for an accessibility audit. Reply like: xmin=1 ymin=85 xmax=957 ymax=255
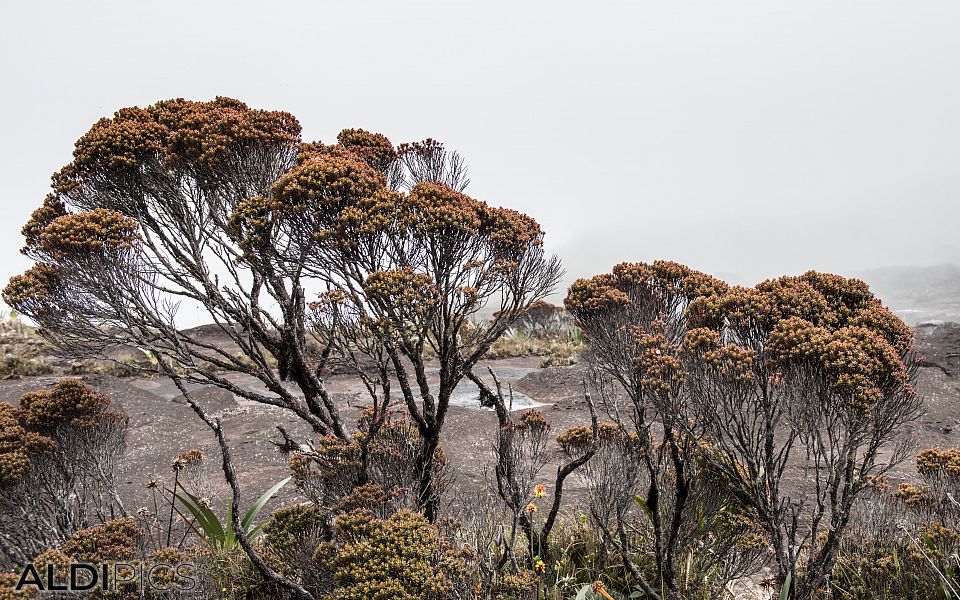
xmin=173 ymin=477 xmax=290 ymax=550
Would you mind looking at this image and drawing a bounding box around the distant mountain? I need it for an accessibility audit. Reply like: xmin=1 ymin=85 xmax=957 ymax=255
xmin=856 ymin=264 xmax=960 ymax=325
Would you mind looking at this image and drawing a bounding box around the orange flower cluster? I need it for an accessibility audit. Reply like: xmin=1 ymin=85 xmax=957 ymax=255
xmin=61 ymin=517 xmax=142 ymax=562
xmin=2 ymin=263 xmax=62 ymax=312
xmin=504 ymin=409 xmax=550 ymax=434
xmin=682 ymin=329 xmax=756 ymax=382
xmin=37 ymin=209 xmax=139 ymax=259
xmin=848 ymin=302 xmax=915 ymax=355
xmin=54 ymin=97 xmax=300 ymax=192
xmin=564 ymin=273 xmax=630 ymax=313
xmin=362 ymin=267 xmax=440 ymax=327
xmin=895 ymin=482 xmax=935 ymax=507
xmin=556 ymin=423 xmax=630 ymax=453
xmin=565 ymin=261 xmax=726 ymax=318
xmin=916 ymin=448 xmax=960 ymax=479
xmin=631 ymin=327 xmax=684 ymax=394
xmin=21 ymin=194 xmax=68 ymax=251
xmin=0 ymin=404 xmax=54 ymax=488
xmin=291 ymin=435 xmax=360 ymax=485
xmin=685 ymin=269 xmax=913 ymax=411
xmin=334 ymin=483 xmax=409 ymax=515
xmin=798 ymin=271 xmax=874 ymax=325
xmin=477 ymin=203 xmax=544 ymax=259
xmin=225 ymin=195 xmax=273 ymax=253
xmin=60 ymin=107 xmax=168 ymax=177
xmin=408 ymin=182 xmax=485 ymax=239
xmin=766 ymin=318 xmax=908 ymax=410
xmin=273 ymin=147 xmax=386 ymax=221
xmin=337 ymin=128 xmax=397 ymax=172
xmin=821 ymin=326 xmax=908 ymax=409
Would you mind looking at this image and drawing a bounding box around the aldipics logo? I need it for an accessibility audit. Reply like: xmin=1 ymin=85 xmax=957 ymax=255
xmin=14 ymin=561 xmax=197 ymax=594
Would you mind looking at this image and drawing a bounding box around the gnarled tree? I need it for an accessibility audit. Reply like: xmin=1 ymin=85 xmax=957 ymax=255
xmin=564 ymin=261 xmax=761 ymax=600
xmin=4 ymin=97 xmax=560 ymax=526
xmin=680 ymin=272 xmax=922 ymax=599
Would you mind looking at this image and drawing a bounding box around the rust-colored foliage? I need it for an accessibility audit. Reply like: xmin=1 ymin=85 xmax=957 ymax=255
xmin=917 ymin=448 xmax=960 ymax=479
xmin=555 ymin=423 xmax=630 ymax=454
xmin=337 ymin=128 xmax=397 ymax=172
xmin=37 ymin=209 xmax=139 ymax=259
xmin=0 ymin=380 xmax=121 ymax=491
xmin=61 ymin=517 xmax=142 ymax=562
xmin=2 ymin=264 xmax=63 ymax=315
xmin=0 ymin=378 xmax=124 ymax=532
xmin=0 ymin=404 xmax=54 ymax=488
xmin=679 ymin=270 xmax=915 ymax=412
xmin=19 ymin=379 xmax=121 ymax=431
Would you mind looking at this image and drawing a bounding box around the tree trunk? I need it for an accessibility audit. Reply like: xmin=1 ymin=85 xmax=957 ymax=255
xmin=417 ymin=431 xmax=441 ymax=522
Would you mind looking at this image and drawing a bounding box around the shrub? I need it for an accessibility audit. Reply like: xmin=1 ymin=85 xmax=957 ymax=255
xmin=679 ymin=272 xmax=921 ymax=600
xmin=831 ymin=449 xmax=960 ymax=599
xmin=564 ymin=261 xmax=761 ymax=599
xmin=261 ymin=502 xmax=330 ymax=591
xmin=0 ymin=380 xmax=126 ymax=566
xmin=316 ymin=508 xmax=473 ymax=600
xmin=292 ymin=412 xmax=445 ymax=511
xmin=5 ymin=97 xmax=561 ymax=528
xmin=61 ymin=517 xmax=142 ymax=561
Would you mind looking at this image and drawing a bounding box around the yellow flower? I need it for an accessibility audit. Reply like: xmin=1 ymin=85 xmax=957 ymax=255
xmin=525 ymin=502 xmax=538 ymax=514
xmin=592 ymin=581 xmax=615 ymax=600
xmin=533 ymin=484 xmax=546 ymax=498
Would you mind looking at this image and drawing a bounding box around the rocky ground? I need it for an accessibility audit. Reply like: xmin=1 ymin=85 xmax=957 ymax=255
xmin=0 ymin=323 xmax=958 ymax=519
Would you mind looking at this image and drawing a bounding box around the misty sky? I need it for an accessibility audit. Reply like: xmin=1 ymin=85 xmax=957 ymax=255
xmin=2 ymin=0 xmax=959 ymax=302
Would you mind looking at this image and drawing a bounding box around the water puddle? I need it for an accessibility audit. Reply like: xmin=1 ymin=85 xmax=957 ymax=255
xmin=125 ymin=363 xmax=542 ymax=411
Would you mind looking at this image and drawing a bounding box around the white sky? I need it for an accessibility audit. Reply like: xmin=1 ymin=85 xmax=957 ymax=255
xmin=2 ymin=0 xmax=959 ymax=300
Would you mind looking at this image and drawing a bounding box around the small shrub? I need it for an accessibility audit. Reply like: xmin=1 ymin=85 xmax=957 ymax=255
xmin=0 ymin=380 xmax=127 ymax=566
xmin=261 ymin=502 xmax=330 ymax=593
xmin=292 ymin=413 xmax=444 ymax=511
xmin=62 ymin=517 xmax=142 ymax=561
xmin=0 ymin=357 xmax=52 ymax=379
xmin=316 ymin=508 xmax=472 ymax=600
xmin=832 ymin=449 xmax=960 ymax=599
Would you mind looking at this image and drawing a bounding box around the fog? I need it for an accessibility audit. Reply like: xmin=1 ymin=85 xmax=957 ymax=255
xmin=2 ymin=0 xmax=959 ymax=307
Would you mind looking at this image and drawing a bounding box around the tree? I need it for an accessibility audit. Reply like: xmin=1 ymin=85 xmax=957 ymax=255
xmin=3 ymin=97 xmax=560 ymax=526
xmin=564 ymin=261 xmax=761 ymax=600
xmin=680 ymin=272 xmax=922 ymax=599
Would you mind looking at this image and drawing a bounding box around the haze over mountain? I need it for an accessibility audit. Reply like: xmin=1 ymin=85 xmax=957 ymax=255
xmin=855 ymin=264 xmax=960 ymax=325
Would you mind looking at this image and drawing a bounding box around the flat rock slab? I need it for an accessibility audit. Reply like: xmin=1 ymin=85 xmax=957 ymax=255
xmin=171 ymin=386 xmax=237 ymax=413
